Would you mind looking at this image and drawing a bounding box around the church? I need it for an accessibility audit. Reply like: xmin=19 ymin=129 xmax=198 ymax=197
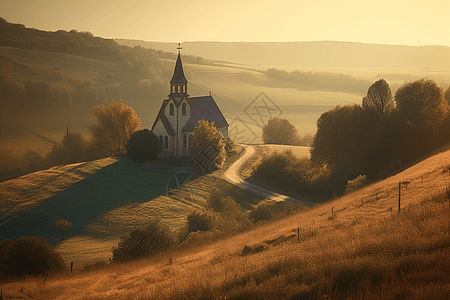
xmin=151 ymin=47 xmax=229 ymax=157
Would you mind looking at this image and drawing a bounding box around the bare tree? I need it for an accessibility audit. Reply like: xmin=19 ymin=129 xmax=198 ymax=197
xmin=362 ymin=79 xmax=394 ymax=118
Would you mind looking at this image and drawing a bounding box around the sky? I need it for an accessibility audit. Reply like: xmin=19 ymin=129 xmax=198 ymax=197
xmin=1 ymin=0 xmax=449 ymax=47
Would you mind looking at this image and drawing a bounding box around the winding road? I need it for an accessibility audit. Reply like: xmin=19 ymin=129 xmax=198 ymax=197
xmin=223 ymin=145 xmax=315 ymax=205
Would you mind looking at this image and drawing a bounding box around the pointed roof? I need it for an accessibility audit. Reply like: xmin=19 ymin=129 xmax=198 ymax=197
xmin=170 ymin=53 xmax=188 ymax=84
xmin=151 ymin=100 xmax=176 ymax=136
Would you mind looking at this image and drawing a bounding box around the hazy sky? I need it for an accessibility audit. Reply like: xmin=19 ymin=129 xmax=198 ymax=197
xmin=1 ymin=0 xmax=449 ymax=46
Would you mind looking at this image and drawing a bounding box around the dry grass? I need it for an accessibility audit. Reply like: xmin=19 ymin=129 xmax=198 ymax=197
xmin=2 ymin=145 xmax=450 ymax=299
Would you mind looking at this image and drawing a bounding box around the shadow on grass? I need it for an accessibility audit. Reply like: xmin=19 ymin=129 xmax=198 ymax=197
xmin=0 ymin=156 xmax=186 ymax=245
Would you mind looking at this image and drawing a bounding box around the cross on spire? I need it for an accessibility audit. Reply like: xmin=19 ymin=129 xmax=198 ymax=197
xmin=177 ymin=43 xmax=182 ymax=53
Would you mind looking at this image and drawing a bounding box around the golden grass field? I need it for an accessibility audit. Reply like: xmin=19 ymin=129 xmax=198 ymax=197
xmin=1 ymin=143 xmax=449 ymax=299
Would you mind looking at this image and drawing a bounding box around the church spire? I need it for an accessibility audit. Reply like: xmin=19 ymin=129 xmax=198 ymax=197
xmin=169 ymin=43 xmax=188 ymax=98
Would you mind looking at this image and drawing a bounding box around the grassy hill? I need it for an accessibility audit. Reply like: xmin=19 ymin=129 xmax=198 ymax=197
xmin=1 ymin=143 xmax=449 ymax=298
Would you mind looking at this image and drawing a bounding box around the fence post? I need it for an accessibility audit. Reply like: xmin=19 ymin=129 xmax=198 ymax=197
xmin=398 ymin=181 xmax=401 ymax=213
xmin=43 ymin=274 xmax=49 ymax=285
xmin=70 ymin=261 xmax=73 ymax=272
xmin=297 ymin=227 xmax=300 ymax=241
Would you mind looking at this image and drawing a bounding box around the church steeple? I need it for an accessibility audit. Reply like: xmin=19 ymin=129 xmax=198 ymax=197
xmin=169 ymin=43 xmax=188 ymax=99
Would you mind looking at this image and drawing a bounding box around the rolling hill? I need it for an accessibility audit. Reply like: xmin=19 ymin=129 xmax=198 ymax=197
xmin=0 ymin=142 xmax=449 ymax=299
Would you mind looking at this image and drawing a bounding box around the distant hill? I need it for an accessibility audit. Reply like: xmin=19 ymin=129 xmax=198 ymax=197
xmin=116 ymin=39 xmax=450 ymax=69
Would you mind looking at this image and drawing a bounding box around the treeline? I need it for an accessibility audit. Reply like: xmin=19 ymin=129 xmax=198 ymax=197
xmin=0 ymin=18 xmax=207 ymax=69
xmin=0 ymin=18 xmax=207 ymax=136
xmin=0 ymin=99 xmax=140 ymax=182
xmin=253 ymin=79 xmax=450 ymax=198
xmin=265 ymin=68 xmax=371 ymax=94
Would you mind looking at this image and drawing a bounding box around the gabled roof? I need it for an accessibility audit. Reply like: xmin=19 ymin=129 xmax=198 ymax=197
xmin=151 ymin=100 xmax=176 ymax=136
xmin=181 ymin=119 xmax=195 ymax=133
xmin=170 ymin=53 xmax=188 ymax=84
xmin=187 ymin=96 xmax=229 ymax=128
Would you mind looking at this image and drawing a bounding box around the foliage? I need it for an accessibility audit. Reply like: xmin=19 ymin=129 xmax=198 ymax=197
xmin=296 ymin=133 xmax=314 ymax=146
xmin=248 ymin=200 xmax=307 ymax=223
xmin=395 ymin=78 xmax=446 ymax=132
xmin=189 ymin=119 xmax=226 ymax=171
xmin=46 ymin=130 xmax=88 ymax=166
xmin=0 ymin=236 xmax=66 ymax=278
xmin=112 ymin=218 xmax=177 ymax=263
xmin=185 ymin=209 xmax=217 ymax=234
xmin=344 ymin=175 xmax=368 ymax=194
xmin=125 ymin=129 xmax=160 ymax=163
xmin=55 ymin=218 xmax=72 ymax=240
xmin=262 ymin=117 xmax=299 ymax=145
xmin=90 ymin=99 xmax=141 ymax=156
xmin=445 ymin=85 xmax=450 ymax=105
xmin=362 ymin=79 xmax=394 ymax=118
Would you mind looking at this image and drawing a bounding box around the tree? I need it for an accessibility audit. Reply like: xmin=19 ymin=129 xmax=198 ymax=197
xmin=90 ymin=99 xmax=141 ymax=156
xmin=310 ymin=104 xmax=371 ymax=185
xmin=395 ymin=79 xmax=446 ymax=132
xmin=46 ymin=131 xmax=88 ymax=166
xmin=362 ymin=79 xmax=394 ymax=118
xmin=189 ymin=119 xmax=226 ymax=171
xmin=262 ymin=117 xmax=298 ymax=145
xmin=55 ymin=218 xmax=72 ymax=240
xmin=444 ymin=85 xmax=450 ymax=105
xmin=126 ymin=129 xmax=160 ymax=163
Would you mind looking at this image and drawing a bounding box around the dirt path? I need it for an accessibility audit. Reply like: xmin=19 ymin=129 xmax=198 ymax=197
xmin=223 ymin=145 xmax=315 ymax=205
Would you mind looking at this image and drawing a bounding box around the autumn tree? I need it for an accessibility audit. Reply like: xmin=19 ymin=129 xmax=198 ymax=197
xmin=395 ymin=79 xmax=446 ymax=132
xmin=262 ymin=117 xmax=298 ymax=145
xmin=189 ymin=119 xmax=226 ymax=171
xmin=362 ymin=79 xmax=394 ymax=118
xmin=90 ymin=99 xmax=141 ymax=156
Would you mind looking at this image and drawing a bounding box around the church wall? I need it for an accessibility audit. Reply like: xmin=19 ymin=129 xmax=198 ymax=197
xmin=165 ymin=99 xmax=177 ymax=132
xmin=152 ymin=119 xmax=175 ymax=156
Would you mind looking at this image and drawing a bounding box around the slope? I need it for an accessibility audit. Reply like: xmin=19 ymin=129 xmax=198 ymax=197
xmin=1 ymin=144 xmax=449 ymax=299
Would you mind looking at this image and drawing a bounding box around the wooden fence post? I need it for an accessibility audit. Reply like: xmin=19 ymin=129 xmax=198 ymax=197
xmin=297 ymin=227 xmax=300 ymax=241
xmin=70 ymin=262 xmax=73 ymax=272
xmin=43 ymin=274 xmax=49 ymax=285
xmin=398 ymin=181 xmax=401 ymax=213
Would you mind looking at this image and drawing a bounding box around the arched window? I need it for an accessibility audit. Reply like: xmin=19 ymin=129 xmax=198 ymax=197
xmin=159 ymin=135 xmax=163 ymax=148
xmin=183 ymin=135 xmax=187 ymax=149
xmin=164 ymin=136 xmax=168 ymax=149
xmin=169 ymin=103 xmax=174 ymax=116
xmin=182 ymin=103 xmax=187 ymax=116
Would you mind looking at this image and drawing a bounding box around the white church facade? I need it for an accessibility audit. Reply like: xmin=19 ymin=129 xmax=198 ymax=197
xmin=151 ymin=48 xmax=228 ymax=157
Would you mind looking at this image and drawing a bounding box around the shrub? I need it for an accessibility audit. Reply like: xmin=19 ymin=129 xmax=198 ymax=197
xmin=126 ymin=129 xmax=160 ymax=163
xmin=0 ymin=236 xmax=66 ymax=278
xmin=249 ymin=201 xmax=307 ymax=223
xmin=185 ymin=209 xmax=216 ymax=234
xmin=344 ymin=175 xmax=367 ymax=194
xmin=112 ymin=218 xmax=177 ymax=263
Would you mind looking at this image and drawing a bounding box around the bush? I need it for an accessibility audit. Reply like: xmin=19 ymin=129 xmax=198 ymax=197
xmin=185 ymin=209 xmax=216 ymax=234
xmin=126 ymin=129 xmax=160 ymax=163
xmin=249 ymin=201 xmax=307 ymax=223
xmin=344 ymin=175 xmax=368 ymax=194
xmin=0 ymin=236 xmax=66 ymax=278
xmin=112 ymin=218 xmax=177 ymax=263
